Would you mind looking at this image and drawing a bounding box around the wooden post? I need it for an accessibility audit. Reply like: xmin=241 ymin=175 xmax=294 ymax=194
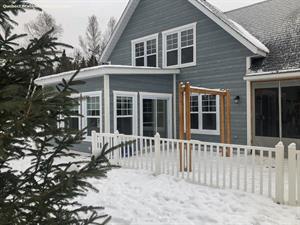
xmin=178 ymin=82 xmax=184 ymax=172
xmin=185 ymin=82 xmax=192 ymax=171
xmin=226 ymin=91 xmax=232 ymax=145
xmin=220 ymin=95 xmax=225 ymax=144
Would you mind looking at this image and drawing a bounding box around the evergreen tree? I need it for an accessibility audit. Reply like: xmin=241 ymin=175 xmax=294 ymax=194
xmin=80 ymin=57 xmax=87 ymax=69
xmin=87 ymin=55 xmax=98 ymax=67
xmin=56 ymin=49 xmax=73 ymax=73
xmin=0 ymin=1 xmax=119 ymax=224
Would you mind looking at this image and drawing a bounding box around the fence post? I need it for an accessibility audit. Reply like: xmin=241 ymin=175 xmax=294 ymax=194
xmin=154 ymin=133 xmax=161 ymax=175
xmin=91 ymin=130 xmax=97 ymax=156
xmin=288 ymin=143 xmax=296 ymax=206
xmin=113 ymin=130 xmax=120 ymax=165
xmin=275 ymin=142 xmax=285 ymax=204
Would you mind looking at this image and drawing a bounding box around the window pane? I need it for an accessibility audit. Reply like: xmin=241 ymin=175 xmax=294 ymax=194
xmin=136 ymin=57 xmax=144 ymax=66
xmin=87 ymin=118 xmax=100 ymax=136
xmin=147 ymin=55 xmax=156 ymax=67
xmin=181 ymin=47 xmax=194 ymax=64
xmin=191 ymin=113 xmax=199 ymax=129
xmin=190 ymin=95 xmax=199 ymax=112
xmin=167 ymin=50 xmax=178 ymax=66
xmin=135 ymin=42 xmax=144 ymax=57
xmin=147 ymin=39 xmax=156 ymax=55
xmin=255 ymin=88 xmax=279 ymax=137
xmin=202 ymin=95 xmax=216 ymax=112
xmin=87 ymin=96 xmax=100 ymax=116
xmin=167 ymin=33 xmax=178 ymax=50
xmin=181 ymin=29 xmax=193 ymax=47
xmin=282 ymin=86 xmax=300 ymax=138
xmin=202 ymin=114 xmax=217 ymax=130
xmin=117 ymin=96 xmax=133 ymax=116
xmin=65 ymin=117 xmax=79 ymax=130
xmin=117 ymin=117 xmax=133 ymax=135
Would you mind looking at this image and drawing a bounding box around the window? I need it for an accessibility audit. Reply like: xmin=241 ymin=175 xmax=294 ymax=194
xmin=163 ymin=23 xmax=196 ymax=68
xmin=132 ymin=34 xmax=158 ymax=67
xmin=82 ymin=91 xmax=102 ymax=140
xmin=190 ymin=94 xmax=220 ymax=135
xmin=85 ymin=95 xmax=101 ymax=136
xmin=65 ymin=97 xmax=80 ymax=131
xmin=114 ymin=91 xmax=137 ymax=135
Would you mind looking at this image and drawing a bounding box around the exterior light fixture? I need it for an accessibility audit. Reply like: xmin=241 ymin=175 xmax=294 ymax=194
xmin=234 ymin=96 xmax=240 ymax=104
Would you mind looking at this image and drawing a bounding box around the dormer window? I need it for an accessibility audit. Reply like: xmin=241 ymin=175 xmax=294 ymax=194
xmin=131 ymin=33 xmax=158 ymax=67
xmin=162 ymin=22 xmax=197 ymax=68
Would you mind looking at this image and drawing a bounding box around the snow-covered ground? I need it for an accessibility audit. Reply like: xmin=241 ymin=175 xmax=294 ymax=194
xmin=10 ymin=154 xmax=300 ymax=225
xmin=81 ymin=168 xmax=300 ymax=225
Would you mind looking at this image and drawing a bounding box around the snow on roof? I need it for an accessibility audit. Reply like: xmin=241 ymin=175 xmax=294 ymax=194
xmin=229 ymin=19 xmax=269 ymax=53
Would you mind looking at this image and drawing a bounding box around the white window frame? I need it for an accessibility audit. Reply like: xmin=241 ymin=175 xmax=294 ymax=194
xmin=191 ymin=94 xmax=220 ymax=136
xmin=162 ymin=22 xmax=197 ymax=68
xmin=113 ymin=91 xmax=138 ymax=135
xmin=81 ymin=91 xmax=102 ymax=141
xmin=139 ymin=92 xmax=173 ymax=138
xmin=58 ymin=93 xmax=81 ymax=130
xmin=131 ymin=33 xmax=159 ymax=67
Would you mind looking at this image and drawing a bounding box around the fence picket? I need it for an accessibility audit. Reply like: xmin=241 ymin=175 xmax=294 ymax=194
xmin=92 ymin=133 xmax=295 ymax=206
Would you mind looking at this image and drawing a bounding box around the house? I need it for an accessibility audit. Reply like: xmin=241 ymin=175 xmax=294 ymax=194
xmin=35 ymin=0 xmax=300 ymax=153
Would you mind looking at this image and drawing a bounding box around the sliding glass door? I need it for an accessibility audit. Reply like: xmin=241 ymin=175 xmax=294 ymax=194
xmin=253 ymin=80 xmax=300 ymax=146
xmin=140 ymin=93 xmax=172 ymax=138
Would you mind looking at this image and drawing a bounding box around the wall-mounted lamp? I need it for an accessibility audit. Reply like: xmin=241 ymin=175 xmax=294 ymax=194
xmin=234 ymin=96 xmax=240 ymax=104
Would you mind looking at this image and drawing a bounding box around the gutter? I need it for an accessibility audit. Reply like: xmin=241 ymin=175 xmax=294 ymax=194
xmin=244 ymin=69 xmax=300 ymax=81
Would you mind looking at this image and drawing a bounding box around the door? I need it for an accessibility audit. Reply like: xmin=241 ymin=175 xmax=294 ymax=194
xmin=252 ymin=80 xmax=300 ymax=147
xmin=140 ymin=93 xmax=172 ymax=138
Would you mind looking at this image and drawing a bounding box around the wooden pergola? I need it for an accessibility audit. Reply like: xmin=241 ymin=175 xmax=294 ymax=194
xmin=178 ymin=82 xmax=232 ymax=170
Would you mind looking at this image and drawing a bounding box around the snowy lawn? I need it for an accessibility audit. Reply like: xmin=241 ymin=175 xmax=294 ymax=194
xmin=81 ymin=168 xmax=300 ymax=225
xmin=10 ymin=153 xmax=300 ymax=225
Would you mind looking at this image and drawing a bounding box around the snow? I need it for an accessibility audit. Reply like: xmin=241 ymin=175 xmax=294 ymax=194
xmin=229 ymin=19 xmax=270 ymax=53
xmin=9 ymin=154 xmax=300 ymax=225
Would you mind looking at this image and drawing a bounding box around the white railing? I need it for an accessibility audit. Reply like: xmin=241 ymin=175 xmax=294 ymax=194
xmin=92 ymin=131 xmax=299 ymax=206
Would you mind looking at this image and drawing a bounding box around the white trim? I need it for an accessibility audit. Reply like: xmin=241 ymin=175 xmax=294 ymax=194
xmin=246 ymin=80 xmax=252 ymax=145
xmin=190 ymin=94 xmax=220 ymax=136
xmin=100 ymin=0 xmax=268 ymax=62
xmin=100 ymin=0 xmax=140 ymax=62
xmin=113 ymin=91 xmax=138 ymax=135
xmin=188 ymin=0 xmax=269 ymax=56
xmin=173 ymin=74 xmax=177 ymax=138
xmin=245 ymin=70 xmax=300 ymax=81
xmin=81 ymin=91 xmax=103 ymax=142
xmin=104 ymin=75 xmax=110 ymax=133
xmin=35 ymin=65 xmax=180 ymax=86
xmin=162 ymin=22 xmax=197 ymax=69
xmin=131 ymin=33 xmax=159 ymax=67
xmin=139 ymin=92 xmax=173 ymax=138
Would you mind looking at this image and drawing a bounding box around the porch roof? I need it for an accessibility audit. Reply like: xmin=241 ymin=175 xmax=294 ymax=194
xmin=35 ymin=65 xmax=180 ymax=86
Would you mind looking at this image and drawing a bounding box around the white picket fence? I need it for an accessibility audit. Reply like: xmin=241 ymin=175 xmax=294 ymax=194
xmin=92 ymin=131 xmax=300 ymax=206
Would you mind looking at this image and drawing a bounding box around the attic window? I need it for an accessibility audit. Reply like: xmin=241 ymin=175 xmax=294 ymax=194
xmin=131 ymin=33 xmax=158 ymax=67
xmin=162 ymin=22 xmax=197 ymax=68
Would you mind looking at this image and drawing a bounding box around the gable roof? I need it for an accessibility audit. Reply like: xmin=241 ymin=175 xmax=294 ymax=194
xmin=100 ymin=0 xmax=269 ymax=63
xmin=227 ymin=0 xmax=300 ymax=73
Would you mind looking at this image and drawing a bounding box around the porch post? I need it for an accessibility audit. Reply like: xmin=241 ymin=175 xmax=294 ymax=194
xmin=246 ymin=80 xmax=252 ymax=145
xmin=104 ymin=74 xmax=110 ymax=133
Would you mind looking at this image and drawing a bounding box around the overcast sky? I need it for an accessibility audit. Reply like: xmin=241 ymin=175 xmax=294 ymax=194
xmin=14 ymin=0 xmax=265 ymax=54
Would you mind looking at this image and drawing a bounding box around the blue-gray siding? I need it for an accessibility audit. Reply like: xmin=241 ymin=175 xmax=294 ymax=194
xmin=108 ymin=0 xmax=253 ymax=144
xmin=109 ymin=74 xmax=174 ymax=135
xmin=70 ymin=77 xmax=104 ymax=153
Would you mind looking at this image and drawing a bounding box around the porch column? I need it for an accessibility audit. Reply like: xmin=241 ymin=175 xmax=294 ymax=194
xmin=246 ymin=80 xmax=252 ymax=145
xmin=104 ymin=74 xmax=110 ymax=133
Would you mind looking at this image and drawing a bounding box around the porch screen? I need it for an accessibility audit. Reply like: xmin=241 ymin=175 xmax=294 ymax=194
xmin=282 ymin=86 xmax=300 ymax=139
xmin=255 ymin=88 xmax=279 ymax=137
